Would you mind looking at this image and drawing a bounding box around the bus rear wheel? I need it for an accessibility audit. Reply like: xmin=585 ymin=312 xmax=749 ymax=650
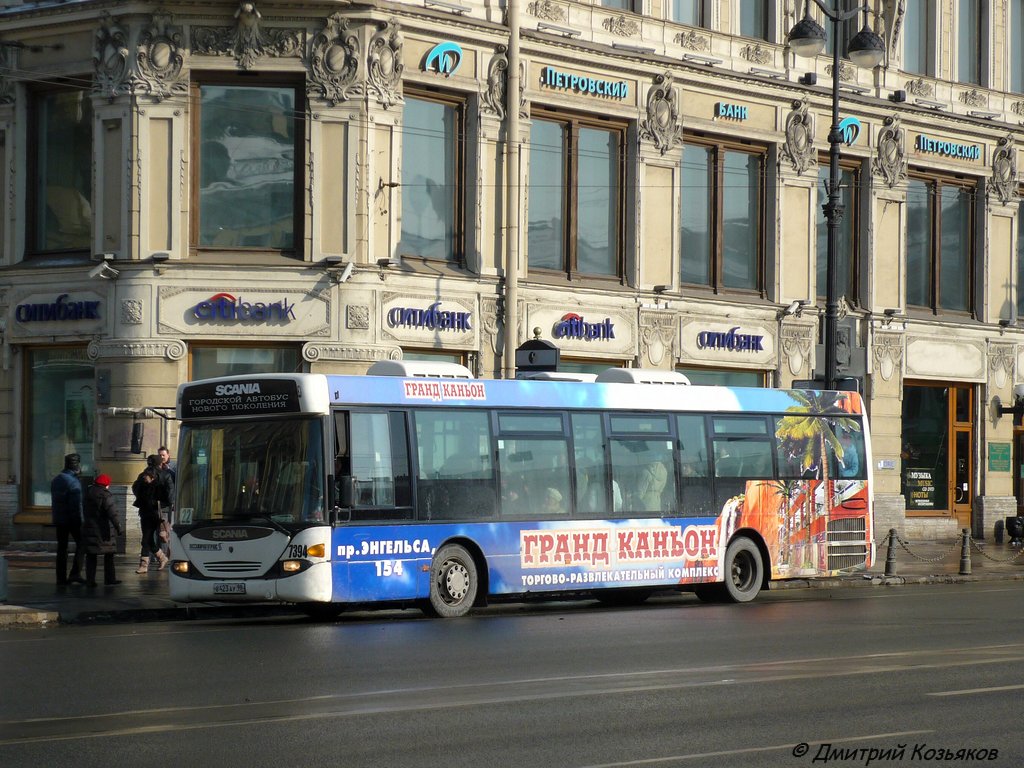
xmin=721 ymin=537 xmax=763 ymax=603
xmin=426 ymin=544 xmax=478 ymax=618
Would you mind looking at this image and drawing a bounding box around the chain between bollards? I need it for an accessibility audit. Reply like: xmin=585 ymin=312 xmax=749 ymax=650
xmin=958 ymin=528 xmax=972 ymax=575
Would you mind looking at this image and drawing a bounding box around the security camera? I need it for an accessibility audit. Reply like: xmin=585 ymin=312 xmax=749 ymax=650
xmin=1014 ymin=383 xmax=1024 ymax=400
xmin=338 ymin=262 xmax=353 ymax=282
xmin=88 ymin=262 xmax=119 ymax=280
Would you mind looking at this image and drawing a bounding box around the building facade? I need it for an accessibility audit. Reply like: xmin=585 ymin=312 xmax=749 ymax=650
xmin=0 ymin=0 xmax=1022 ymax=546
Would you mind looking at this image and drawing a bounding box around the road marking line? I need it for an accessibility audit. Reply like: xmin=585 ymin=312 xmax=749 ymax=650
xmin=575 ymin=730 xmax=934 ymax=767
xmin=928 ymin=683 xmax=1024 ymax=697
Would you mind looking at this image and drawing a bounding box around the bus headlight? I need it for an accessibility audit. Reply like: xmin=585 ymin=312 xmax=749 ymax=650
xmin=282 ymin=560 xmax=303 ymax=573
xmin=171 ymin=561 xmax=189 ymax=574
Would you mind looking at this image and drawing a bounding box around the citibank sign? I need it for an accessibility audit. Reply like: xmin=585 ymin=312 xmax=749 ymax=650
xmin=192 ymin=293 xmax=296 ymax=323
xmin=15 ymin=294 xmax=101 ymax=322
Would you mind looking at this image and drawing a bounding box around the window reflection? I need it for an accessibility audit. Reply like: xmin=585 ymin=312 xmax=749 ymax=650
xmin=722 ymin=151 xmax=758 ymax=290
xmin=34 ymin=90 xmax=93 ymax=252
xmin=681 ymin=145 xmax=712 ymax=285
xmin=198 ymin=85 xmax=296 ymax=250
xmin=399 ymin=96 xmax=459 ymax=261
xmin=576 ymin=127 xmax=617 ymax=275
xmin=528 ymin=120 xmax=565 ymax=271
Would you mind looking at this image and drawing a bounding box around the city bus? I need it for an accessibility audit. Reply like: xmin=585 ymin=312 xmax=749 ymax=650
xmin=168 ymin=362 xmax=873 ymax=618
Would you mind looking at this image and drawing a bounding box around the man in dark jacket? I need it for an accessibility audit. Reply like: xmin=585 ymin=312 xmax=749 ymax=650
xmin=51 ymin=453 xmax=85 ymax=585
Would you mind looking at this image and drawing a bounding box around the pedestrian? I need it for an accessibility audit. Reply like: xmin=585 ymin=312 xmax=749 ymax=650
xmin=132 ymin=455 xmax=169 ymax=573
xmin=51 ymin=453 xmax=85 ymax=586
xmin=157 ymin=445 xmax=176 ymax=521
xmin=82 ymin=474 xmax=122 ymax=587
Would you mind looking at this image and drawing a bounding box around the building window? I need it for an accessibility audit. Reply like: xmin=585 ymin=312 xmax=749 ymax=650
xmin=1013 ymin=0 xmax=1024 ymax=92
xmin=903 ymin=0 xmax=933 ymax=75
xmin=824 ymin=0 xmax=860 ymax=59
xmin=680 ymin=138 xmax=765 ymax=293
xmin=676 ymin=366 xmax=764 ymax=387
xmin=906 ymin=175 xmax=975 ymax=315
xmin=190 ymin=346 xmax=301 ymax=380
xmin=192 ymin=79 xmax=302 ymax=252
xmin=1018 ymin=199 xmax=1024 ymax=320
xmin=398 ymin=92 xmax=464 ymax=264
xmin=528 ymin=110 xmax=624 ymax=279
xmin=601 ymin=0 xmax=634 ymax=10
xmin=28 ymin=86 xmax=93 ymax=254
xmin=670 ymin=0 xmax=704 ymax=25
xmin=816 ymin=161 xmax=859 ymax=306
xmin=26 ymin=347 xmax=95 ymax=510
xmin=738 ymin=0 xmax=768 ymax=40
xmin=956 ymin=0 xmax=981 ymax=84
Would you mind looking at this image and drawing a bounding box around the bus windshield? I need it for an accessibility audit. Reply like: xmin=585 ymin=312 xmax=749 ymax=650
xmin=176 ymin=417 xmax=325 ymax=525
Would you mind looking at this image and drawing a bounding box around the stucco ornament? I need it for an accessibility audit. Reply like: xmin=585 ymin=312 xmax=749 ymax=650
xmin=191 ymin=2 xmax=303 ymax=70
xmin=639 ymin=72 xmax=682 ymax=156
xmin=527 ymin=0 xmax=565 ymax=21
xmin=602 ymin=16 xmax=640 ymax=37
xmin=674 ymin=30 xmax=709 ymax=51
xmin=135 ymin=12 xmax=187 ymax=100
xmin=367 ymin=21 xmax=404 ymax=109
xmin=482 ymin=46 xmax=508 ymax=119
xmin=307 ymin=13 xmax=361 ymax=106
xmin=94 ymin=12 xmax=131 ymax=98
xmin=990 ymin=134 xmax=1018 ymax=205
xmin=640 ymin=314 xmax=675 ymax=366
xmin=875 ymin=114 xmax=907 ymax=189
xmin=990 ymin=344 xmax=1015 ymax=390
xmin=872 ymin=333 xmax=904 ymax=382
xmin=781 ymin=326 xmax=813 ymax=376
xmin=0 ymin=46 xmax=14 ymax=105
xmin=783 ymin=98 xmax=815 ymax=175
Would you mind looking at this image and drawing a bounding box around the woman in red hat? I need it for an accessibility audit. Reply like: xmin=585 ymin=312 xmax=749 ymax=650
xmin=82 ymin=474 xmax=122 ymax=587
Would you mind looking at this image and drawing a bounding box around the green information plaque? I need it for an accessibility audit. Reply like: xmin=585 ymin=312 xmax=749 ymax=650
xmin=988 ymin=442 xmax=1012 ymax=472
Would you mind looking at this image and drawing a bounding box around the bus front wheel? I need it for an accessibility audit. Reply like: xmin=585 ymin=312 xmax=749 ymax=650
xmin=426 ymin=544 xmax=478 ymax=618
xmin=721 ymin=537 xmax=763 ymax=603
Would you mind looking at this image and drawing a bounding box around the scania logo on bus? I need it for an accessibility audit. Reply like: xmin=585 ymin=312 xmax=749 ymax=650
xmin=190 ymin=527 xmax=274 ymax=542
xmin=552 ymin=313 xmax=615 ymax=341
xmin=214 ymin=383 xmax=261 ymax=396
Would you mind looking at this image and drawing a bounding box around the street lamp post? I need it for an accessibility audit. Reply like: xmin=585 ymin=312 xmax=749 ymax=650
xmin=788 ymin=1 xmax=884 ymax=390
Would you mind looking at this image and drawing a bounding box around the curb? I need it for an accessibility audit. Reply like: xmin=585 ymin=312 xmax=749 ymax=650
xmin=0 ymin=605 xmax=60 ymax=628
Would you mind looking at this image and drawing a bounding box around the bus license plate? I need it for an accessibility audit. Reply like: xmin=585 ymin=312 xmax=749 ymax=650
xmin=213 ymin=583 xmax=246 ymax=595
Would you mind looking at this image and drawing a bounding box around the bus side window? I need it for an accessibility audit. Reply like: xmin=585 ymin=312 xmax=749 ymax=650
xmin=414 ymin=410 xmax=496 ymax=520
xmin=346 ymin=411 xmax=412 ymax=521
xmin=676 ymin=414 xmax=713 ymax=517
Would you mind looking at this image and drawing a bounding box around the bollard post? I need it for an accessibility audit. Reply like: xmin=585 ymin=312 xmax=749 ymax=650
xmin=958 ymin=529 xmax=971 ymax=576
xmin=884 ymin=528 xmax=898 ymax=577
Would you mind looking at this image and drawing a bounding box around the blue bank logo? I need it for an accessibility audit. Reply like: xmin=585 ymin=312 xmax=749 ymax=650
xmin=424 ymin=42 xmax=463 ymax=77
xmin=838 ymin=116 xmax=861 ymax=146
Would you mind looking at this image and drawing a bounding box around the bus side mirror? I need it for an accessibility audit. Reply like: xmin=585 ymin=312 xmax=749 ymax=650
xmin=338 ymin=475 xmax=355 ymax=508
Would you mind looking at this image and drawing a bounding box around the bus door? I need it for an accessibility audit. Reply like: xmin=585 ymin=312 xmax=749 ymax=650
xmin=333 ymin=410 xmax=413 ymax=522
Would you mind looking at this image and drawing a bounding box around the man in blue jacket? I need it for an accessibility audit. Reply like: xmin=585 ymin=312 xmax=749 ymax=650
xmin=51 ymin=453 xmax=85 ymax=585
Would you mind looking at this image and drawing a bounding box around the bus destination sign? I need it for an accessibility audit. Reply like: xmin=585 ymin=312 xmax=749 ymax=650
xmin=180 ymin=379 xmax=301 ymax=419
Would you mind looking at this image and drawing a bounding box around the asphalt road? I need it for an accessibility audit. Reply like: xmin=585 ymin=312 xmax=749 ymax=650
xmin=1 ymin=583 xmax=1022 ymax=767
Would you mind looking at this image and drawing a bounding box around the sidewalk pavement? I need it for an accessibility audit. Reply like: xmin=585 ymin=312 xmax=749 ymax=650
xmin=2 ymin=537 xmax=1024 ymax=628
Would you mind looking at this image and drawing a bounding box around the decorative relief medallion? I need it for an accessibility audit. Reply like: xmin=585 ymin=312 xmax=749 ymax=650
xmin=346 ymin=304 xmax=370 ymax=330
xmin=136 ymin=12 xmax=187 ymax=101
xmin=602 ymin=15 xmax=640 ymax=38
xmin=872 ymin=333 xmax=904 ymax=382
xmin=875 ymin=114 xmax=907 ymax=190
xmin=307 ymin=13 xmax=361 ymax=106
xmin=782 ymin=98 xmax=815 ymax=175
xmin=825 ymin=61 xmax=855 ymax=82
xmin=191 ymin=1 xmax=303 ymax=70
xmin=905 ymin=77 xmax=933 ymax=97
xmin=367 ymin=21 xmax=404 ymax=109
xmin=740 ymin=43 xmax=771 ymax=65
xmin=781 ymin=326 xmax=813 ymax=377
xmin=990 ymin=134 xmax=1018 ymax=205
xmin=639 ymin=313 xmax=675 ymax=367
xmin=527 ymin=0 xmax=565 ymax=21
xmin=639 ymin=72 xmax=682 ymax=156
xmin=120 ymin=299 xmax=143 ymax=325
xmin=674 ymin=30 xmax=709 ymax=51
xmin=94 ymin=12 xmax=131 ymax=98
xmin=958 ymin=88 xmax=987 ymax=107
xmin=990 ymin=343 xmax=1016 ymax=390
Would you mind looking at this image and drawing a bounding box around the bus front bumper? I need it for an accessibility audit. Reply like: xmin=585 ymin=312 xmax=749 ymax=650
xmin=169 ymin=562 xmax=333 ymax=604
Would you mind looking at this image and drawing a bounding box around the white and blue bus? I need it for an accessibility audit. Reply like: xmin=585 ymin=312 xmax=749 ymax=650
xmin=169 ymin=362 xmax=873 ymax=618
